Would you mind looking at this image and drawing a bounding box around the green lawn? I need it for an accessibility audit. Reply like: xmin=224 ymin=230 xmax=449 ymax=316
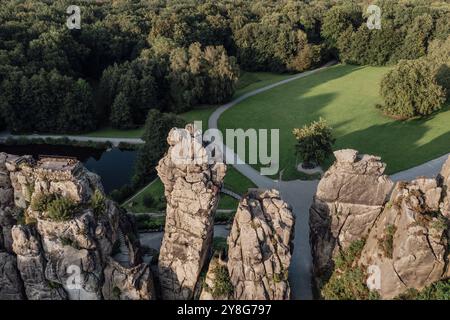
xmin=124 ymin=179 xmax=165 ymax=213
xmin=234 ymin=71 xmax=295 ymax=98
xmin=82 ymin=126 xmax=145 ymax=139
xmin=219 ymin=64 xmax=450 ymax=179
xmin=223 ymin=165 xmax=256 ymax=195
xmin=179 ymin=71 xmax=297 ymax=130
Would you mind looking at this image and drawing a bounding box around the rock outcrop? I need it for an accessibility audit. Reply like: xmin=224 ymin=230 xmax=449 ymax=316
xmin=102 ymin=258 xmax=155 ymax=300
xmin=311 ymin=149 xmax=450 ymax=299
xmin=227 ymin=190 xmax=295 ymax=300
xmin=359 ymin=177 xmax=448 ymax=299
xmin=0 ymin=153 xmax=26 ymax=299
xmin=157 ymin=124 xmax=226 ymax=300
xmin=439 ymin=156 xmax=450 ymax=219
xmin=309 ymin=149 xmax=393 ymax=287
xmin=0 ymin=153 xmax=154 ymax=300
xmin=0 ymin=251 xmax=24 ymax=300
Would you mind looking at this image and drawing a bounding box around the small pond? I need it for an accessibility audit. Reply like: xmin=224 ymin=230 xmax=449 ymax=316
xmin=0 ymin=144 xmax=137 ymax=194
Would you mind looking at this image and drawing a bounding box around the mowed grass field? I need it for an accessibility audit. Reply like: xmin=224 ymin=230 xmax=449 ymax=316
xmin=219 ymin=64 xmax=450 ymax=179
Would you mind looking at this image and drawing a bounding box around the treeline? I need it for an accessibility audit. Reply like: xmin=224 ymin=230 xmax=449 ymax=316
xmin=0 ymin=0 xmax=331 ymax=133
xmin=323 ymin=0 xmax=450 ymax=66
xmin=1 ymin=0 xmax=450 ymax=134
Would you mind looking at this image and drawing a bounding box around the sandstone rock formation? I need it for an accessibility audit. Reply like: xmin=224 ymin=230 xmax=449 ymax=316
xmin=439 ymin=156 xmax=450 ymax=218
xmin=359 ymin=177 xmax=448 ymax=299
xmin=157 ymin=124 xmax=226 ymax=300
xmin=0 ymin=153 xmax=25 ymax=299
xmin=102 ymin=258 xmax=155 ymax=300
xmin=0 ymin=153 xmax=154 ymax=300
xmin=0 ymin=251 xmax=24 ymax=300
xmin=311 ymin=149 xmax=450 ymax=299
xmin=309 ymin=149 xmax=393 ymax=287
xmin=227 ymin=190 xmax=295 ymax=300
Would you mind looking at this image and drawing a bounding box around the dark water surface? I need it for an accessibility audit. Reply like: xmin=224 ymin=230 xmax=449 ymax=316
xmin=0 ymin=144 xmax=137 ymax=194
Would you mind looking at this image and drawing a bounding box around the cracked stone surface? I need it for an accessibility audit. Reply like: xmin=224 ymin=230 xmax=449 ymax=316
xmin=0 ymin=153 xmax=154 ymax=300
xmin=157 ymin=124 xmax=226 ymax=300
xmin=227 ymin=189 xmax=295 ymax=300
xmin=359 ymin=177 xmax=448 ymax=299
xmin=311 ymin=150 xmax=450 ymax=299
xmin=309 ymin=149 xmax=393 ymax=288
xmin=439 ymin=156 xmax=450 ymax=219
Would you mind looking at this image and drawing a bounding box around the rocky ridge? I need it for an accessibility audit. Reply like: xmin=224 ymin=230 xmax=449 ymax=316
xmin=0 ymin=153 xmax=154 ymax=300
xmin=310 ymin=149 xmax=450 ymax=299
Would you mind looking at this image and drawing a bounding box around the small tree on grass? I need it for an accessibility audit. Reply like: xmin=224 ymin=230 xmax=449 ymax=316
xmin=293 ymin=118 xmax=335 ymax=169
xmin=379 ymin=59 xmax=446 ymax=119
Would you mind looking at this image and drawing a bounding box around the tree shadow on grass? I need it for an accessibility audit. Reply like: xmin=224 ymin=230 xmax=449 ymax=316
xmin=332 ymin=110 xmax=450 ymax=174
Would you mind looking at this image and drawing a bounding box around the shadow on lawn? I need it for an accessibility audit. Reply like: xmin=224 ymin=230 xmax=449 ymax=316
xmin=332 ymin=107 xmax=450 ymax=174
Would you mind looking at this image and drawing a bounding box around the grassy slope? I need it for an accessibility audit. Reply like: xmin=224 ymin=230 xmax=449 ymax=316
xmin=219 ymin=64 xmax=450 ymax=179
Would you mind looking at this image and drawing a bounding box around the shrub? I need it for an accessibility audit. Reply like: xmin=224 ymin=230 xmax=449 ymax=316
xmin=90 ymin=190 xmax=106 ymax=217
xmin=135 ymin=214 xmax=165 ymax=231
xmin=379 ymin=224 xmax=397 ymax=259
xmin=142 ymin=194 xmax=154 ymax=209
xmin=46 ymin=196 xmax=78 ymax=222
xmin=396 ymin=279 xmax=450 ymax=300
xmin=321 ymin=239 xmax=379 ymax=300
xmin=293 ymin=118 xmax=335 ymax=168
xmin=288 ymin=44 xmax=323 ymax=72
xmin=31 ymin=193 xmax=56 ymax=212
xmin=211 ymin=264 xmax=233 ymax=298
xmin=109 ymin=184 xmax=134 ymax=203
xmin=112 ymin=286 xmax=121 ymax=299
xmin=379 ymin=59 xmax=446 ymax=119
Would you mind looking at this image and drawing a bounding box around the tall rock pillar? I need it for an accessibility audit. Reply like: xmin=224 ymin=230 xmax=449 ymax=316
xmin=157 ymin=124 xmax=226 ymax=299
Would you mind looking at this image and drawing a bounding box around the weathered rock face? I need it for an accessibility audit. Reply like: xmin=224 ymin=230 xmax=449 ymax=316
xmin=0 ymin=153 xmax=154 ymax=300
xmin=0 ymin=153 xmax=25 ymax=300
xmin=227 ymin=190 xmax=295 ymax=300
xmin=359 ymin=178 xmax=448 ymax=299
xmin=311 ymin=150 xmax=450 ymax=299
xmin=0 ymin=251 xmax=24 ymax=300
xmin=309 ymin=149 xmax=393 ymax=287
xmin=439 ymin=156 xmax=450 ymax=219
xmin=157 ymin=124 xmax=226 ymax=300
xmin=102 ymin=258 xmax=155 ymax=300
xmin=0 ymin=153 xmax=16 ymax=253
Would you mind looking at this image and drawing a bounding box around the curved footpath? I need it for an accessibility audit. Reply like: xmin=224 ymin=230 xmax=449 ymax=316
xmin=207 ymin=61 xmax=450 ymax=300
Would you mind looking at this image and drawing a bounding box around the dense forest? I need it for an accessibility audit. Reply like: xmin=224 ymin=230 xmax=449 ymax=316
xmin=1 ymin=0 xmax=449 ymax=134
